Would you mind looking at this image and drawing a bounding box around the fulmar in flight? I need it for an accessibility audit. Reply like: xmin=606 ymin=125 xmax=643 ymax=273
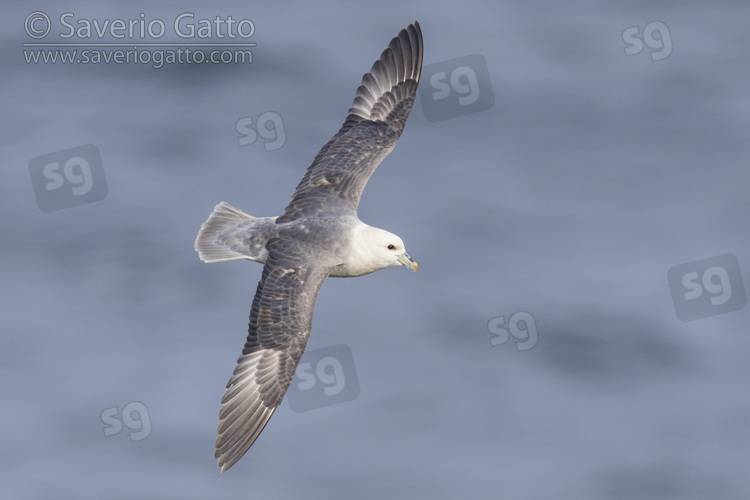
xmin=195 ymin=21 xmax=423 ymax=472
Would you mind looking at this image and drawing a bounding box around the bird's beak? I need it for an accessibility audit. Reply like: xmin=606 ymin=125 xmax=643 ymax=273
xmin=398 ymin=252 xmax=418 ymax=271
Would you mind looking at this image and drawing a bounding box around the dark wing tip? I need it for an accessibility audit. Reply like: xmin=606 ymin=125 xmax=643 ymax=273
xmin=215 ymin=403 xmax=276 ymax=472
xmin=277 ymin=22 xmax=425 ymax=221
xmin=343 ymin=21 xmax=424 ymax=126
xmin=213 ymin=349 xmax=280 ymax=472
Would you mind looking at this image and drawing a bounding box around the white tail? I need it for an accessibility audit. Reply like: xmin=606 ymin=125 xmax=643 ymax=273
xmin=195 ymin=202 xmax=256 ymax=263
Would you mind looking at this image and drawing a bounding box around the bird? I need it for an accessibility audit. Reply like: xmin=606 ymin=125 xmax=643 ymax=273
xmin=194 ymin=21 xmax=423 ymax=472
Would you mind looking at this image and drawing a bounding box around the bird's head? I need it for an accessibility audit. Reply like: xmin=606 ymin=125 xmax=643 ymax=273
xmin=363 ymin=227 xmax=418 ymax=272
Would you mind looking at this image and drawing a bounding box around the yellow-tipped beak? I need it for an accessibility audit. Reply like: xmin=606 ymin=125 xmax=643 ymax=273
xmin=398 ymin=252 xmax=418 ymax=271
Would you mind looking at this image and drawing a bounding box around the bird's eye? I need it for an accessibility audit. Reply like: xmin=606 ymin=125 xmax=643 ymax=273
xmin=387 ymin=244 xmax=395 ymax=250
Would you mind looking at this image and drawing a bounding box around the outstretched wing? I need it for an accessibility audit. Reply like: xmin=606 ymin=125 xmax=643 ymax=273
xmin=215 ymin=238 xmax=336 ymax=471
xmin=277 ymin=21 xmax=423 ymax=222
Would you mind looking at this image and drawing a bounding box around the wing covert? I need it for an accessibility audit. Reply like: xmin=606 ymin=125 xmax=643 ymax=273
xmin=214 ymin=238 xmax=336 ymax=471
xmin=277 ymin=21 xmax=423 ymax=222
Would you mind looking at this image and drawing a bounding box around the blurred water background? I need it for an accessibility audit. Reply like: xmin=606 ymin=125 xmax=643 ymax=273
xmin=2 ymin=1 xmax=750 ymax=498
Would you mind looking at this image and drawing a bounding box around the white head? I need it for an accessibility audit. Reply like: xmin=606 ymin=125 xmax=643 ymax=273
xmin=341 ymin=225 xmax=417 ymax=277
xmin=367 ymin=227 xmax=418 ymax=270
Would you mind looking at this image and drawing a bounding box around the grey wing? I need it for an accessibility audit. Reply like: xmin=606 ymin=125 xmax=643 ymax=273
xmin=214 ymin=238 xmax=336 ymax=471
xmin=277 ymin=21 xmax=423 ymax=222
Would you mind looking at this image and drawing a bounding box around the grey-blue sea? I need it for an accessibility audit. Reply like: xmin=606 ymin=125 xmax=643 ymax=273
xmin=3 ymin=1 xmax=750 ymax=498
